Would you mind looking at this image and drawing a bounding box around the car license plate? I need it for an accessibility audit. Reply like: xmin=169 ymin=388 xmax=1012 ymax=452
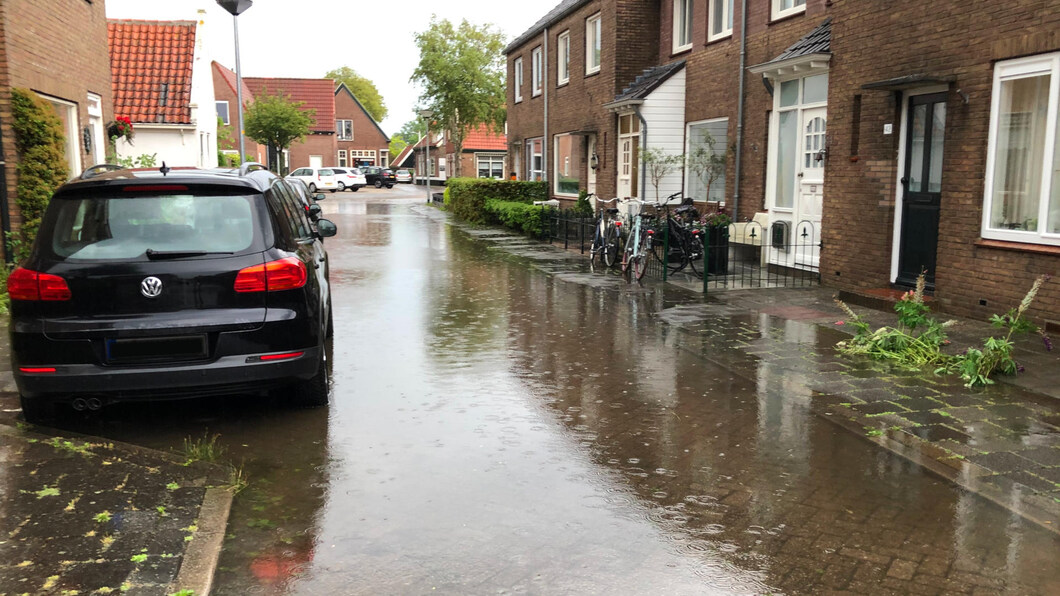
xmin=105 ymin=335 xmax=208 ymax=363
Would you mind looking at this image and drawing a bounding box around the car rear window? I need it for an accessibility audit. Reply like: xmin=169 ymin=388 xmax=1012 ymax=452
xmin=320 ymin=169 xmax=334 ymax=176
xmin=48 ymin=194 xmax=258 ymax=260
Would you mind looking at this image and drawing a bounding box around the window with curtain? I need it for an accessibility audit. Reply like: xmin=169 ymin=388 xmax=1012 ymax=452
xmin=983 ymin=52 xmax=1060 ymax=245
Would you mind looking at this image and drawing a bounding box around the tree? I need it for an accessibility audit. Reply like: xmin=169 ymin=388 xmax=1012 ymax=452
xmin=641 ymin=148 xmax=682 ymax=203
xmin=243 ymin=93 xmax=313 ymax=175
xmin=411 ymin=17 xmax=506 ymax=178
xmin=10 ymin=88 xmax=68 ymax=260
xmin=325 ymin=66 xmax=387 ymax=122
xmin=395 ymin=119 xmax=427 ymax=144
xmin=389 ymin=137 xmax=408 ymax=163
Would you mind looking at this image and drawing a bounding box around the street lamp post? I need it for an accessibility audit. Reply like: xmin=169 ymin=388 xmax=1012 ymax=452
xmin=217 ymin=1 xmax=253 ymax=165
xmin=418 ymin=109 xmax=434 ymax=204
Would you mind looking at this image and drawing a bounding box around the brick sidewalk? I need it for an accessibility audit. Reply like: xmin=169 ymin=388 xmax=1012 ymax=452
xmin=0 ymin=423 xmax=231 ymax=595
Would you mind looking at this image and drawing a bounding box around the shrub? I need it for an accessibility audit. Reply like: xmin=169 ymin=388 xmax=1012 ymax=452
xmin=447 ymin=178 xmax=548 ymax=223
xmin=10 ymin=88 xmax=68 ymax=261
xmin=483 ymin=199 xmax=552 ymax=237
xmin=571 ymin=190 xmax=593 ymax=218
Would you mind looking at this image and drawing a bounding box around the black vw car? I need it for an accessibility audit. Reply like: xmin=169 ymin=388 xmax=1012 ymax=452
xmin=8 ymin=163 xmax=337 ymax=422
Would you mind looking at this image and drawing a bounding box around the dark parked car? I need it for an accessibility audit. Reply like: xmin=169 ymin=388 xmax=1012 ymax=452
xmin=362 ymin=166 xmax=395 ymax=188
xmin=287 ymin=177 xmax=326 ymax=222
xmin=9 ymin=163 xmax=337 ymax=422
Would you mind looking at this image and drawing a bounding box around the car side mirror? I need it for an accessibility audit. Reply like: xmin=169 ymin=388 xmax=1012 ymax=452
xmin=315 ymin=218 xmax=337 ymax=238
xmin=308 ymin=204 xmax=322 ymax=219
xmin=314 ymin=193 xmax=326 ymax=201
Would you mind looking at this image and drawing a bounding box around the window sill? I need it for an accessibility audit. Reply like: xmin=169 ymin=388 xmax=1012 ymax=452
xmin=769 ymin=9 xmax=806 ymax=26
xmin=515 ymin=99 xmax=523 ymax=104
xmin=557 ymin=81 xmax=569 ymax=89
xmin=975 ymin=238 xmax=1060 ymax=256
xmin=706 ymin=33 xmax=733 ymax=46
xmin=585 ymin=68 xmax=601 ymax=77
xmin=531 ymin=92 xmax=542 ymax=98
xmin=672 ymin=45 xmax=693 ymax=57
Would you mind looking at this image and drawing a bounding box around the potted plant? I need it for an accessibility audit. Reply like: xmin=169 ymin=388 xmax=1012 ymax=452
xmin=696 ymin=207 xmax=732 ymax=275
xmin=106 ymin=116 xmax=134 ymax=144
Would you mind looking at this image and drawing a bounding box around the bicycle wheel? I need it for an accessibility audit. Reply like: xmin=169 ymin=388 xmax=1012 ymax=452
xmin=589 ymin=219 xmax=605 ymax=272
xmin=621 ymin=227 xmax=638 ymax=283
xmin=603 ymin=223 xmax=620 ymax=268
xmin=686 ymin=232 xmax=703 ymax=276
xmin=669 ymin=230 xmax=690 ymax=274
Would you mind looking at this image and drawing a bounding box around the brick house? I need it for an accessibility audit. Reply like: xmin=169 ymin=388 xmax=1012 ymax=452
xmin=823 ymin=0 xmax=1059 ymax=322
xmin=108 ymin=16 xmax=217 ymax=168
xmin=334 ymin=82 xmax=390 ymax=169
xmin=0 ymin=0 xmax=113 ymax=257
xmin=240 ymin=77 xmax=337 ymax=174
xmin=212 ymin=61 xmax=264 ymax=164
xmin=445 ymin=124 xmax=508 ymax=179
xmin=506 ymin=0 xmax=1058 ymax=320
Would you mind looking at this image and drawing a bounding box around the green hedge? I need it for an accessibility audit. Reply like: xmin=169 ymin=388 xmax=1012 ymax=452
xmin=447 ymin=178 xmax=547 ymax=223
xmin=483 ymin=199 xmax=552 ymax=237
xmin=11 ymin=88 xmax=68 ymax=261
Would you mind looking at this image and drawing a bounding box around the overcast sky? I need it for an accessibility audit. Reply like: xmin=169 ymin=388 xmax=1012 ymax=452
xmin=105 ymin=0 xmax=549 ymax=135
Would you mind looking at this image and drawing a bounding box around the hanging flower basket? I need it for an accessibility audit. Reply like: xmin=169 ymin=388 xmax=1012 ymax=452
xmin=106 ymin=116 xmax=135 ymax=143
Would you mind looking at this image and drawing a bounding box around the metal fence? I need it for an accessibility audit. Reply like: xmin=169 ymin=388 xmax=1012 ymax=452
xmin=544 ymin=209 xmax=821 ymax=292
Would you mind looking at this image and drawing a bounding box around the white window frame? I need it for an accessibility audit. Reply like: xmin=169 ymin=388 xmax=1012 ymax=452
xmin=982 ymin=52 xmax=1060 ymax=246
xmin=38 ymin=93 xmax=81 ymax=178
xmin=772 ymin=0 xmax=806 ymax=21
xmin=215 ymin=100 xmax=230 ymax=125
xmin=526 ymin=137 xmax=544 ymax=181
xmin=685 ymin=117 xmax=729 ymax=203
xmin=553 ymin=133 xmax=582 ymax=197
xmin=514 ymin=57 xmax=524 ymax=102
xmin=531 ymin=46 xmax=543 ymax=97
xmin=673 ymin=0 xmax=693 ymax=53
xmin=476 ymin=153 xmax=505 ymax=179
xmin=586 ymin=13 xmax=601 ymax=75
xmin=338 ymin=150 xmax=347 ymax=167
xmin=709 ymin=0 xmax=733 ymax=42
xmin=557 ymin=31 xmax=570 ymax=86
xmin=337 ymin=119 xmax=353 ymax=141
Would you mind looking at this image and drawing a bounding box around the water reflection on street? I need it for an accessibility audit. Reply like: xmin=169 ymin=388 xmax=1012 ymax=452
xmin=27 ymin=200 xmax=1059 ymax=594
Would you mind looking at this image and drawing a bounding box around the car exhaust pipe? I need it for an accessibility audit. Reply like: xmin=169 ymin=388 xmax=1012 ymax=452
xmin=87 ymin=398 xmax=102 ymax=411
xmin=72 ymin=398 xmax=88 ymax=411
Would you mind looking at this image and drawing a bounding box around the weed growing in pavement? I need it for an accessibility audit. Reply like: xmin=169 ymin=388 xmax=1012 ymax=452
xmin=836 ymin=273 xmax=1052 ymax=387
xmin=179 ymin=433 xmax=225 ymax=464
xmin=226 ymin=463 xmax=249 ymax=495
xmin=94 ymin=511 xmax=112 ymax=523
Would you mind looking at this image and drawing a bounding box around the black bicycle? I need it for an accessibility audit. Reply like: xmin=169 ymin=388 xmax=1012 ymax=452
xmin=588 ymin=195 xmax=623 ymax=271
xmin=652 ymin=193 xmax=704 ymax=275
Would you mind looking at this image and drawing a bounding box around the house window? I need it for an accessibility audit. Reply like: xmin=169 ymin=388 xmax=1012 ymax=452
xmin=772 ymin=0 xmax=806 ymax=20
xmin=39 ymin=93 xmax=81 ymax=178
xmin=674 ymin=0 xmax=693 ymax=52
xmin=514 ymin=57 xmax=524 ymax=102
xmin=983 ymin=52 xmax=1060 ymax=245
xmin=554 ymin=134 xmax=584 ymax=196
xmin=337 ymin=119 xmax=353 ymax=141
xmin=526 ymin=137 xmax=544 ymax=181
xmin=709 ymin=0 xmax=733 ymax=41
xmin=686 ymin=119 xmax=729 ymax=203
xmin=557 ymin=31 xmax=570 ymax=86
xmin=338 ymin=150 xmax=347 ymax=167
xmin=586 ymin=13 xmax=601 ymax=74
xmin=216 ymin=101 xmax=230 ymax=125
xmin=477 ymin=154 xmax=505 ymax=179
xmin=532 ymin=47 xmax=543 ymax=96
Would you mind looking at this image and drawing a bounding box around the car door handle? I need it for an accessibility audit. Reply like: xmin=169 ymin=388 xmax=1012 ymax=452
xmin=317 ymin=255 xmax=326 ymax=261
xmin=314 ymin=262 xmax=321 ymax=269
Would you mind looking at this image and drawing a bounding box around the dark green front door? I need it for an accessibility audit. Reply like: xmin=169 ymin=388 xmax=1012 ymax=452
xmin=897 ymin=92 xmax=947 ymax=288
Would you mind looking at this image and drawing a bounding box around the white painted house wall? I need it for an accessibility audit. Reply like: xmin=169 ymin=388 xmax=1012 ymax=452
xmin=639 ymin=68 xmax=686 ymax=204
xmin=115 ymin=13 xmax=217 ymax=168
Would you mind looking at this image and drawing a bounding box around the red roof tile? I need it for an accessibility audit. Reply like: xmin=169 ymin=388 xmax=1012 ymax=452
xmin=212 ymin=61 xmax=254 ymax=106
xmin=462 ymin=124 xmax=507 ymax=151
xmin=244 ymin=78 xmax=336 ymax=134
xmin=108 ymin=20 xmax=197 ymax=125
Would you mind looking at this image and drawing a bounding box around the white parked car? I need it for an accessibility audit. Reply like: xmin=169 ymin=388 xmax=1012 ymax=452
xmin=394 ymin=169 xmax=412 ymax=184
xmin=287 ymin=167 xmax=338 ymax=193
xmin=330 ymin=167 xmax=366 ymax=192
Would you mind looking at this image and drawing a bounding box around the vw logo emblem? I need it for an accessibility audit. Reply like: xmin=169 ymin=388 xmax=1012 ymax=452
xmin=140 ymin=276 xmax=163 ymax=298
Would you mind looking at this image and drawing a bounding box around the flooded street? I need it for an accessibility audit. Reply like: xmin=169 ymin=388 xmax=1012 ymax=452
xmin=28 ymin=194 xmax=1060 ymax=594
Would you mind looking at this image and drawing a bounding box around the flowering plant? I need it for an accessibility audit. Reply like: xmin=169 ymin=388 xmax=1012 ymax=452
xmin=698 ymin=207 xmax=732 ymax=228
xmin=106 ymin=116 xmax=134 ymax=143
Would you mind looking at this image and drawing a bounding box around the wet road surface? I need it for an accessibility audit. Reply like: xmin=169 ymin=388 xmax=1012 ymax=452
xmin=21 ymin=194 xmax=1060 ymax=594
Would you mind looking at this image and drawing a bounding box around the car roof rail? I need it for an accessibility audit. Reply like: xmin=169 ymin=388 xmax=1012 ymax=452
xmin=238 ymin=162 xmax=269 ymax=176
xmin=80 ymin=163 xmax=124 ymax=180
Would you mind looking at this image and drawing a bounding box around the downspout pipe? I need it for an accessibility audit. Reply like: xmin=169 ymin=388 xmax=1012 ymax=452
xmin=543 ymin=28 xmax=549 ymax=187
xmin=634 ymin=105 xmax=647 ymax=200
xmin=732 ymin=0 xmax=749 ymax=220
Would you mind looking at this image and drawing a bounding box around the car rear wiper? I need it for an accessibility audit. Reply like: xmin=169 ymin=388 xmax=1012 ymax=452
xmin=146 ymin=249 xmax=232 ymax=260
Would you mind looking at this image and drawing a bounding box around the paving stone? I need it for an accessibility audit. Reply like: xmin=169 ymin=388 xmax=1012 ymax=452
xmin=901 ymin=411 xmax=957 ymax=427
xmin=985 ymin=471 xmax=1058 ymax=494
xmin=967 ymin=451 xmax=1036 ymax=474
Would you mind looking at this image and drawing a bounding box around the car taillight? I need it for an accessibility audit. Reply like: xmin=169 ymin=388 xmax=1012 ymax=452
xmin=234 ymin=257 xmax=307 ymax=293
xmin=7 ymin=267 xmax=72 ymax=301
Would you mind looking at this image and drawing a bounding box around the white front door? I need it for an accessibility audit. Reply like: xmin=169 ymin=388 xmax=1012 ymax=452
xmin=617 ymin=113 xmax=640 ymax=198
xmin=310 ymin=155 xmax=323 ymax=169
xmin=795 ymin=107 xmax=826 ymax=268
xmin=587 ymin=135 xmax=597 ymax=196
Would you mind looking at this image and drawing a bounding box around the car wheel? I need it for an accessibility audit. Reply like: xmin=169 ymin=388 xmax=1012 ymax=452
xmin=337 ymin=181 xmax=345 ymax=191
xmin=20 ymin=394 xmax=54 ymax=424
xmin=291 ymin=348 xmax=329 ymax=408
xmin=351 ymin=186 xmax=359 ymax=192
xmin=308 ymin=183 xmax=317 ymax=193
xmin=374 ymin=180 xmax=382 ymax=188
xmin=386 ymin=184 xmax=393 ymax=189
